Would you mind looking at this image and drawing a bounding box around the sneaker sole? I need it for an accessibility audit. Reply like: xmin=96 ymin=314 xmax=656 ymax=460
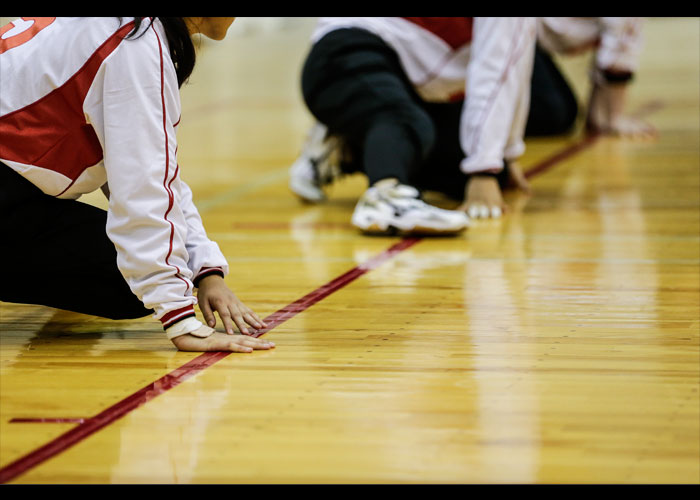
xmin=289 ymin=180 xmax=326 ymax=204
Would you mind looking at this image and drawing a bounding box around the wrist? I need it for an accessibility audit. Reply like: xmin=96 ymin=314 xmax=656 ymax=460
xmin=469 ymin=175 xmax=498 ymax=187
xmin=472 ymin=171 xmax=499 ymax=179
xmin=470 ymin=167 xmax=510 ymax=190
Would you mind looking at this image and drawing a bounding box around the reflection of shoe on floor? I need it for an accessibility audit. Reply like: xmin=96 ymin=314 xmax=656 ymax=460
xmin=351 ymin=179 xmax=470 ymax=236
xmin=289 ymin=123 xmax=342 ymax=203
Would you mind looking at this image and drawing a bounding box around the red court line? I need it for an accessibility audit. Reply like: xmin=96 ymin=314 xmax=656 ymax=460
xmin=0 ymin=101 xmax=663 ymax=483
xmin=524 ymin=132 xmax=600 ymax=179
xmin=524 ymin=99 xmax=663 ymax=179
xmin=250 ymin=237 xmax=421 ymax=337
xmin=0 ymin=238 xmax=421 ymax=484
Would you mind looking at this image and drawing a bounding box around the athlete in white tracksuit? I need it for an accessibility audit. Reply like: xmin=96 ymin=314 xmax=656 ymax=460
xmin=294 ymin=17 xmax=536 ymax=224
xmin=0 ymin=17 xmax=274 ymax=353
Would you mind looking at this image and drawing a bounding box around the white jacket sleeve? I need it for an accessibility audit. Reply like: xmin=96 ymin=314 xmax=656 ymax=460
xmin=596 ymin=18 xmax=644 ymax=73
xmin=537 ymin=17 xmax=644 ymax=74
xmin=85 ymin=21 xmax=204 ymax=336
xmin=459 ymin=17 xmax=536 ymax=174
xmin=175 ymin=176 xmax=230 ymax=285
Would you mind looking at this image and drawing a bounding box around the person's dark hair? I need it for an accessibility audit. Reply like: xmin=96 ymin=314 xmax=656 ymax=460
xmin=124 ymin=17 xmax=196 ymax=88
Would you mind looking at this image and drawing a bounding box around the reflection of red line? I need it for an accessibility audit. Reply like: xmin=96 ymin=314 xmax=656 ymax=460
xmin=0 ymin=238 xmax=421 ymax=484
xmin=0 ymin=101 xmax=664 ymax=484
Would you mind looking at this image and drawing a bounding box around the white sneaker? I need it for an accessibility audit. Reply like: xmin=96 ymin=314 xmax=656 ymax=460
xmin=289 ymin=123 xmax=342 ymax=203
xmin=351 ymin=180 xmax=470 ymax=235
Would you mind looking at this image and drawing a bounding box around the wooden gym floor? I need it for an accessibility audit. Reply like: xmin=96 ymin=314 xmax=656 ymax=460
xmin=0 ymin=17 xmax=698 ymax=484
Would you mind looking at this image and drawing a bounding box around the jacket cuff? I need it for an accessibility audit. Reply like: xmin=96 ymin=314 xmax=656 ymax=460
xmin=160 ymin=305 xmax=197 ymax=330
xmin=193 ymin=267 xmax=225 ymax=287
xmin=165 ymin=316 xmax=206 ymax=340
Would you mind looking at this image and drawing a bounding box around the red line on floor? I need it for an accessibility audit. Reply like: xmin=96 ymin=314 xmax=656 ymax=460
xmin=250 ymin=237 xmax=421 ymax=337
xmin=0 ymin=101 xmax=663 ymax=483
xmin=0 ymin=238 xmax=421 ymax=484
xmin=524 ymin=132 xmax=600 ymax=179
xmin=524 ymin=99 xmax=662 ymax=179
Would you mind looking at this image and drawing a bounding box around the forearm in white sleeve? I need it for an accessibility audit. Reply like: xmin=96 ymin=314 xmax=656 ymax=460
xmin=504 ymin=40 xmax=536 ymax=162
xmin=459 ymin=17 xmax=537 ymax=175
xmin=174 ymin=177 xmax=230 ymax=286
xmin=89 ymin=22 xmax=202 ymax=336
xmin=536 ymin=18 xmax=644 ymax=78
xmin=596 ymin=18 xmax=644 ymax=74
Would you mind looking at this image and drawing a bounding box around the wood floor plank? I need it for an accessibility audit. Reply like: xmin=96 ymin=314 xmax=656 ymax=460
xmin=1 ymin=17 xmax=698 ymax=484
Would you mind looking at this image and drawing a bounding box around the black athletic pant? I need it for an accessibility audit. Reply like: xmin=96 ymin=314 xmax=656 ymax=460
xmin=0 ymin=162 xmax=152 ymax=320
xmin=300 ymin=30 xmax=577 ymax=201
xmin=525 ymin=45 xmax=579 ymax=137
xmin=301 ymin=28 xmax=471 ymax=201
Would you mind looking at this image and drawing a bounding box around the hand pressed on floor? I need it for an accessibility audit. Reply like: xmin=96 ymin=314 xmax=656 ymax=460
xmin=196 ymin=275 xmax=267 ymax=335
xmin=171 ymin=329 xmax=275 ymax=353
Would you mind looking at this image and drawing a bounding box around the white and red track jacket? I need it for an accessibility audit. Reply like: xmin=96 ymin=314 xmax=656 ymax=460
xmin=0 ymin=17 xmax=228 ymax=338
xmin=312 ymin=17 xmax=537 ymax=175
xmin=537 ymin=17 xmax=644 ymax=74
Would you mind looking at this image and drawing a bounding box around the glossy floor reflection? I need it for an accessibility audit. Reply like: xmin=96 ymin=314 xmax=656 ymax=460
xmin=0 ymin=17 xmax=698 ymax=483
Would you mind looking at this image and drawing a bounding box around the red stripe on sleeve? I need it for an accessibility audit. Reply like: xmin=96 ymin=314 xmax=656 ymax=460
xmin=0 ymin=22 xmax=135 ymax=187
xmin=160 ymin=305 xmax=196 ymax=329
xmin=151 ymin=24 xmax=190 ymax=295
